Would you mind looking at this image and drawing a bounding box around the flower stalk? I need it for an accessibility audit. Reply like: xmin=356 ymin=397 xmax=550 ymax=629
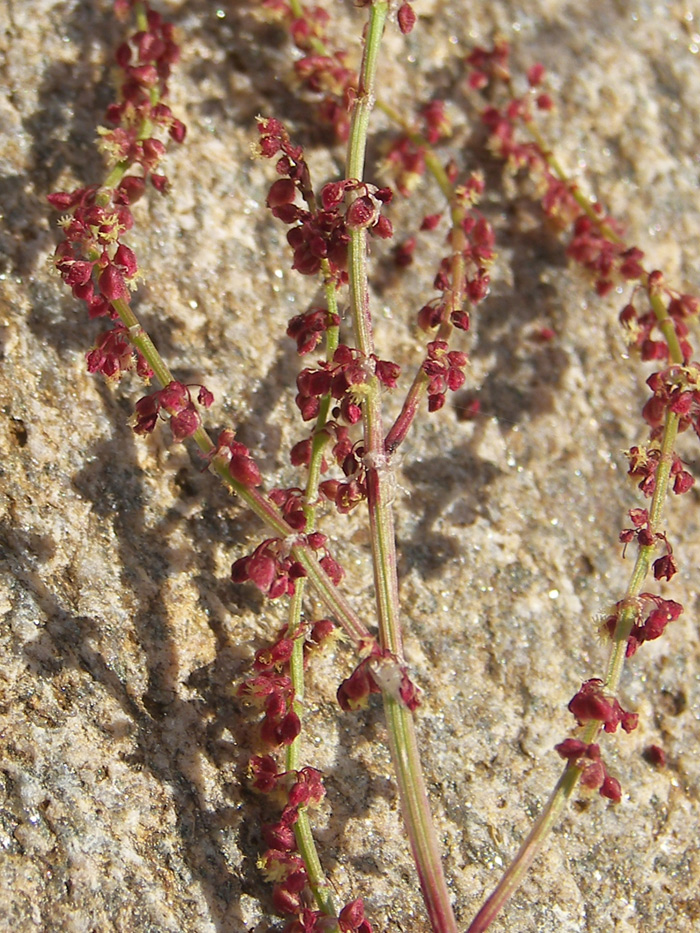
xmin=344 ymin=4 xmax=457 ymax=931
xmin=464 ymin=47 xmax=694 ymax=929
xmin=467 ymin=407 xmax=681 ymax=933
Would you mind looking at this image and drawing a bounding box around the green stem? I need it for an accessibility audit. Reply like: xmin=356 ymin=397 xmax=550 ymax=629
xmin=385 ymin=186 xmax=468 ymax=454
xmin=467 ymin=349 xmax=682 ymax=932
xmin=466 ymin=757 xmax=583 ymax=933
xmin=344 ymin=5 xmax=457 ymax=931
xmin=284 ymin=271 xmax=341 ymax=920
xmin=105 ymin=293 xmax=374 ymax=652
xmin=346 ymin=1 xmax=401 ymax=659
xmin=124 ymin=255 xmax=345 ymax=920
xmin=465 ymin=110 xmax=688 ymax=930
xmin=648 ymin=286 xmax=684 ymax=363
xmin=286 ymin=587 xmax=338 ymax=920
xmin=121 ymin=268 xmax=343 ymax=922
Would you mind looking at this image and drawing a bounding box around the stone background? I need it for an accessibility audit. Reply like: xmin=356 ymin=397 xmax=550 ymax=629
xmin=1 ymin=1 xmax=699 ymax=931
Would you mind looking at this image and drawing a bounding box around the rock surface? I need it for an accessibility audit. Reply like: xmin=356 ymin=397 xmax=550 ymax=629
xmin=1 ymin=1 xmax=699 ymax=931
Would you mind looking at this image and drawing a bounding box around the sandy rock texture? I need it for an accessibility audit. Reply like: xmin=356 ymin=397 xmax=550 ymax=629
xmin=1 ymin=1 xmax=699 ymax=931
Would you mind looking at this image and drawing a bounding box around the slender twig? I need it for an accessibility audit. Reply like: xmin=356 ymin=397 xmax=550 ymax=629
xmin=344 ymin=5 xmax=458 ymax=931
xmin=284 ymin=270 xmax=341 ymax=920
xmin=466 ymin=115 xmax=687 ymax=929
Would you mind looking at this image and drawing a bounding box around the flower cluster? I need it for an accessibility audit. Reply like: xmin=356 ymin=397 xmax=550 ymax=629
xmin=472 ymin=82 xmax=554 ymax=180
xmin=625 ymin=441 xmax=693 ymax=509
xmin=290 ymin=419 xmax=368 ymax=515
xmin=253 ymin=619 xmax=337 ymax=672
xmin=319 ymin=473 xmax=366 ymax=515
xmin=337 ymin=647 xmax=420 ymax=712
xmin=258 ymin=119 xmax=346 ymax=279
xmin=602 ymin=592 xmax=683 ymax=658
xmin=48 ymin=0 xmax=186 ymax=381
xmin=628 ymin=594 xmax=683 ymax=655
xmin=132 ymin=380 xmax=213 ymax=441
xmin=421 ymin=340 xmax=468 ymax=411
xmin=282 ymin=901 xmax=373 ymax=933
xmin=554 ymin=739 xmax=622 ymax=803
xmin=104 ymin=1 xmax=185 ymax=191
xmin=49 ymin=184 xmax=139 ymax=314
xmin=49 ymin=184 xmax=150 ymax=384
xmin=259 ymin=121 xmax=394 ymax=281
xmin=242 ymin=613 xmax=371 ymax=931
xmin=231 ymin=530 xmax=343 ymax=599
xmin=86 ymin=322 xmax=152 ymax=381
xmin=238 ymin=616 xmax=335 ymax=751
xmin=620 ymin=283 xmax=698 ymax=363
xmin=232 ymin=538 xmax=308 ymax=600
xmin=206 ymin=429 xmax=263 ymax=488
xmin=337 ymin=647 xmax=420 ymax=713
xmin=239 ymin=671 xmax=301 ymax=747
xmin=295 ymin=345 xmax=399 ymax=424
xmin=554 ymin=678 xmax=641 ymax=804
xmin=381 ymin=99 xmax=453 ymax=196
xmin=565 ymin=215 xmax=645 ymax=298
xmin=641 ymin=362 xmax=700 ymax=440
xmin=269 ymin=487 xmax=309 ymax=532
xmin=320 ymin=422 xmax=380 ymax=514
xmin=260 ymin=0 xmax=358 ymax=141
xmin=618 ymin=505 xmax=680 ymax=581
xmin=415 ymin=173 xmax=493 ymax=334
xmin=287 ymin=307 xmax=340 ymax=355
xmin=465 ymin=39 xmax=512 ymax=89
xmin=567 ymin=679 xmax=639 ymax=735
